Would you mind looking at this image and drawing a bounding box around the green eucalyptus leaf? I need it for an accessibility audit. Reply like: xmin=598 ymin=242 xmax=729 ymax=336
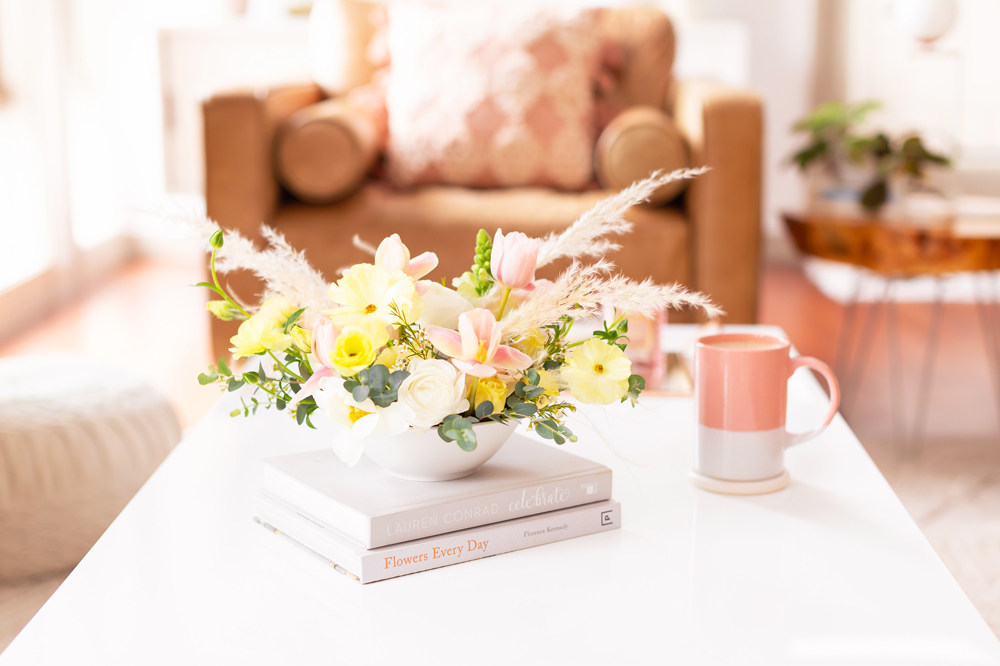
xmin=217 ymin=358 xmax=231 ymax=377
xmin=524 ymin=368 xmax=539 ymax=385
xmin=514 ymin=382 xmax=527 ymax=398
xmin=388 ymin=370 xmax=409 ymax=391
xmin=366 ymin=364 xmax=389 ymax=391
xmin=197 ymin=371 xmax=217 ymax=385
xmin=296 ymin=404 xmax=308 ymax=426
xmin=513 ymin=402 xmax=537 ymax=417
xmin=352 ymin=385 xmax=371 ymax=403
xmin=227 ymin=378 xmax=245 ymax=392
xmin=475 ymin=400 xmax=494 ymax=419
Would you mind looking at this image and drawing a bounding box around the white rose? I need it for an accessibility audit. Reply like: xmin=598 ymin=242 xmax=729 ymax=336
xmin=416 ymin=281 xmax=473 ymax=330
xmin=397 ymin=358 xmax=470 ymax=431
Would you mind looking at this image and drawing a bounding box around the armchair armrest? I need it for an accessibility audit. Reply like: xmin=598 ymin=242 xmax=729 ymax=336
xmin=671 ymin=80 xmax=762 ymax=323
xmin=203 ymin=83 xmax=324 ymax=238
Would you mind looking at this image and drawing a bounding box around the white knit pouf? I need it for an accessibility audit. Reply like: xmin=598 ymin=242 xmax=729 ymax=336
xmin=0 ymin=354 xmax=181 ymax=580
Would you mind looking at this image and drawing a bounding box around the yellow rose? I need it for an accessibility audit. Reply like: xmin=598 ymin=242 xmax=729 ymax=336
xmin=330 ymin=326 xmax=379 ymax=377
xmin=229 ymin=313 xmax=293 ymax=359
xmin=290 ymin=326 xmax=312 ymax=354
xmin=473 ymin=376 xmax=508 ymax=415
xmin=538 ymin=369 xmax=564 ymax=397
xmin=562 ymin=339 xmax=631 ymax=405
xmin=510 ymin=328 xmax=548 ymax=360
xmin=375 ymin=345 xmax=398 ymax=369
xmin=258 ymin=296 xmax=299 ymax=324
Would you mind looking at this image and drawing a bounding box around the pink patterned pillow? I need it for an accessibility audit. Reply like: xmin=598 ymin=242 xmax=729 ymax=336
xmin=384 ymin=4 xmax=601 ymax=190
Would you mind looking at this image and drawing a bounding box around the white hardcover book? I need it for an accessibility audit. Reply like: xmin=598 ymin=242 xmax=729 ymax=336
xmin=256 ymin=494 xmax=621 ymax=583
xmin=262 ymin=436 xmax=612 ymax=548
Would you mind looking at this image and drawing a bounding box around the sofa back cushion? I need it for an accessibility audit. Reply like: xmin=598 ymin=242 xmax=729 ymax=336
xmin=328 ymin=1 xmax=675 ymax=116
xmin=383 ymin=4 xmax=601 ymax=190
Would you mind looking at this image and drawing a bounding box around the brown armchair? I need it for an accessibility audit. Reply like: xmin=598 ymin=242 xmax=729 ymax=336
xmin=202 ymin=5 xmax=762 ymax=360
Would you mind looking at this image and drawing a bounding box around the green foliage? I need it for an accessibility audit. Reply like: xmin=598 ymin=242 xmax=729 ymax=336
xmin=624 ymin=374 xmax=645 ymax=406
xmin=532 ymin=419 xmax=577 ymax=445
xmin=593 ymin=311 xmax=629 ymax=351
xmin=790 ymin=100 xmax=952 ymax=211
xmin=789 ymin=100 xmax=881 ymax=173
xmin=343 ymin=364 xmax=409 ymax=408
xmin=455 ymin=229 xmax=495 ymax=297
xmin=438 ymin=414 xmax=478 ymax=451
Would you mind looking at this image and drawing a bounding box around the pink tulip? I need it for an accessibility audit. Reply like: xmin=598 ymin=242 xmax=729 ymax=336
xmin=491 ymin=230 xmax=540 ymax=290
xmin=425 ymin=309 xmax=532 ymax=378
xmin=312 ymin=315 xmax=341 ymax=370
xmin=375 ymin=233 xmax=438 ymax=279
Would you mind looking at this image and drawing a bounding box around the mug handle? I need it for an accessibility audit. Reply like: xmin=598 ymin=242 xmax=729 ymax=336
xmin=786 ymin=356 xmax=841 ymax=447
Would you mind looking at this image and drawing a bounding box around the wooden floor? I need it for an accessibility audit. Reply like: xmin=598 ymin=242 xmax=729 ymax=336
xmin=0 ymin=256 xmax=997 ymax=639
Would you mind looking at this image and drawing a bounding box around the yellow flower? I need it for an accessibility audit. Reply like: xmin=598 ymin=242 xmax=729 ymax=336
xmin=510 ymin=328 xmax=548 ymax=360
xmin=326 ymin=263 xmax=422 ymax=330
xmin=538 ymin=369 xmax=564 ymax=397
xmin=290 ymin=326 xmax=312 ymax=354
xmin=562 ymin=339 xmax=632 ymax=405
xmin=473 ymin=376 xmax=508 ymax=415
xmin=229 ymin=313 xmax=293 ymax=359
xmin=375 ymin=345 xmax=398 ymax=369
xmin=258 ymin=296 xmax=299 ymax=325
xmin=206 ymin=300 xmax=241 ymax=321
xmin=328 ymin=318 xmax=388 ymax=376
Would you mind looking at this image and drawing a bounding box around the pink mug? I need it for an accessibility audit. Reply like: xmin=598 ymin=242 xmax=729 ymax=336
xmin=693 ymin=334 xmax=840 ymax=492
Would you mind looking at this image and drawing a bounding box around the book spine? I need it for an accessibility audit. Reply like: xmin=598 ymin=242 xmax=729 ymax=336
xmin=367 ymin=470 xmax=612 ymax=548
xmin=361 ymin=500 xmax=620 ymax=583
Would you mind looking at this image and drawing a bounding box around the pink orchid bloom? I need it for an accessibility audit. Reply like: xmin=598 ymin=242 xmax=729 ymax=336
xmin=425 ymin=308 xmax=532 ymax=378
xmin=491 ymin=230 xmax=540 ymax=290
xmin=376 ymin=233 xmax=438 ymax=279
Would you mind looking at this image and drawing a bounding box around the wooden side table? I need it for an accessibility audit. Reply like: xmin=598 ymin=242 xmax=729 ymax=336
xmin=783 ymin=210 xmax=1000 ymax=453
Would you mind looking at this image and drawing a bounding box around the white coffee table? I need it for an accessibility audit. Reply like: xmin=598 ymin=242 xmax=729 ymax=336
xmin=3 ymin=326 xmax=998 ymax=665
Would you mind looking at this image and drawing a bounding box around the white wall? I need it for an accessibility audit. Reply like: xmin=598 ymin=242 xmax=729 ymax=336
xmin=679 ymin=0 xmax=820 ymax=255
xmin=845 ymin=0 xmax=1000 ymax=194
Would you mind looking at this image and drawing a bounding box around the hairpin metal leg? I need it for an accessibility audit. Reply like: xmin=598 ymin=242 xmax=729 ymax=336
xmin=910 ymin=277 xmax=944 ymax=456
xmin=885 ymin=279 xmax=906 ymax=454
xmin=842 ymin=276 xmax=888 ymax=419
xmin=975 ymin=271 xmax=1000 ymax=428
xmin=834 ymin=271 xmax=863 ymax=385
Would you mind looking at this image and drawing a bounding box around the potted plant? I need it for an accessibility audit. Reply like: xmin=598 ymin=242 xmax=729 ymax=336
xmin=789 ymin=100 xmax=950 ymax=213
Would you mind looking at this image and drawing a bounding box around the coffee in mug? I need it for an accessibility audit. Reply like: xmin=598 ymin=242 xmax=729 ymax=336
xmin=692 ymin=333 xmax=840 ymax=494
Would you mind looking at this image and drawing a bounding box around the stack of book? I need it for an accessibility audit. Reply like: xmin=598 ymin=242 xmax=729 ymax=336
xmin=255 ymin=436 xmax=619 ymax=583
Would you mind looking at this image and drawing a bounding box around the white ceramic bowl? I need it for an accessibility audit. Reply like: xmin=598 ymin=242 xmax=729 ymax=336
xmin=363 ymin=420 xmax=519 ymax=482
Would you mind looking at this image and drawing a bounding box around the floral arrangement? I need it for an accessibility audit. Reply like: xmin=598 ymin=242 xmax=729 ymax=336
xmin=192 ymin=169 xmax=718 ymax=466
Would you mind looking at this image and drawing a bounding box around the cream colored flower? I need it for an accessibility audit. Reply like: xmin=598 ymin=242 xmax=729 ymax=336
xmin=415 ymin=280 xmax=473 ymax=329
xmin=315 ymin=377 xmax=414 ymax=466
xmin=397 ymin=358 xmax=469 ymax=431
xmin=562 ymin=339 xmax=631 ymax=405
xmin=326 ymin=263 xmax=422 ymax=329
xmin=229 ymin=313 xmax=292 ymax=359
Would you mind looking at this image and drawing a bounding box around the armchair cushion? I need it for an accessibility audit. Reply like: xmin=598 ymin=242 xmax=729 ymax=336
xmin=594 ymin=106 xmax=691 ymax=205
xmin=274 ymin=98 xmax=381 ymax=204
xmin=382 ymin=4 xmax=601 ymax=190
